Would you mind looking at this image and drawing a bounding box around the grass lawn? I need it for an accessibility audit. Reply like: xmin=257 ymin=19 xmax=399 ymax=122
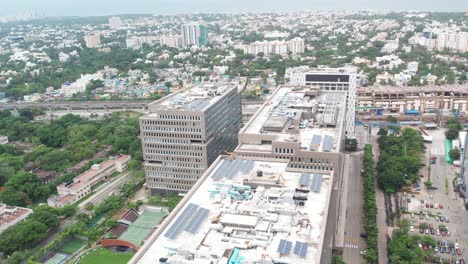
xmin=60 ymin=239 xmax=85 ymax=254
xmin=79 ymin=248 xmax=133 ymax=264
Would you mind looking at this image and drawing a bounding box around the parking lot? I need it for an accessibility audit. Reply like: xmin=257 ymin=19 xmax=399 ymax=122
xmin=401 ymin=128 xmax=468 ymax=264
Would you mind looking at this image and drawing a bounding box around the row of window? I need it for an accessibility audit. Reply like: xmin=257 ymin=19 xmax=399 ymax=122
xmin=142 ymin=126 xmax=202 ymax=133
xmin=147 ymin=173 xmax=199 ymax=180
xmin=144 ymin=143 xmax=203 ymax=151
xmin=149 ymin=183 xmax=191 ymax=191
xmin=289 ymin=164 xmax=333 ymax=171
xmin=145 ymin=150 xmax=203 ymax=157
xmin=142 ymin=120 xmax=200 ymax=127
xmin=157 ymin=114 xmax=201 ymax=120
xmin=274 ymin=148 xmax=295 ymax=154
xmin=143 ymin=138 xmax=190 ymax=144
xmin=142 ymin=132 xmax=202 ymax=139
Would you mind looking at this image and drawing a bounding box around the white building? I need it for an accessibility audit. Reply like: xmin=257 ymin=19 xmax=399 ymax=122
xmin=84 ymin=33 xmax=101 ymax=48
xmin=236 ymin=38 xmax=305 ymax=55
xmin=126 ymin=36 xmax=158 ymax=49
xmin=160 ymin=35 xmax=182 ymax=48
xmin=0 ymin=204 xmax=33 ymax=233
xmin=109 ymin=16 xmax=122 ymax=30
xmin=407 ymin=61 xmax=419 ymax=75
xmin=0 ymin=136 xmax=8 ymax=145
xmin=436 ymin=32 xmax=468 ymax=53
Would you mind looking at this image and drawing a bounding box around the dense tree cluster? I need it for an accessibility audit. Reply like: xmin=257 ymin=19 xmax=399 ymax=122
xmin=0 ymin=205 xmax=75 ymax=256
xmin=377 ymin=128 xmax=424 ymax=193
xmin=363 ymin=144 xmax=378 ymax=263
xmin=445 ymin=118 xmax=462 ymax=140
xmin=388 ymin=221 xmax=436 ymax=264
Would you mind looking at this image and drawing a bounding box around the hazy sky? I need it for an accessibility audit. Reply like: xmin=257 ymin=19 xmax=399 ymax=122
xmin=2 ymin=0 xmax=468 ymax=16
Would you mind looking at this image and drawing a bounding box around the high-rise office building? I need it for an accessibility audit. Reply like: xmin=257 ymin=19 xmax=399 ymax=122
xmin=140 ymin=83 xmax=241 ymax=194
xmin=109 ymin=16 xmax=122 ymax=30
xmin=84 ymin=33 xmax=101 ymax=48
xmin=181 ymin=24 xmax=208 ymax=47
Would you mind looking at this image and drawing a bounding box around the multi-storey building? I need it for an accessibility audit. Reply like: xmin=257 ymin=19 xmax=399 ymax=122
xmin=140 ymin=83 xmax=241 ymax=194
xmin=160 ymin=35 xmax=182 ymax=48
xmin=181 ymin=24 xmax=207 ymax=47
xmin=0 ymin=204 xmax=33 ymax=233
xmin=235 ymin=85 xmax=346 ymax=177
xmin=84 ymin=33 xmax=101 ymax=48
xmin=234 ymin=38 xmax=305 ymax=55
xmin=131 ymin=155 xmax=333 ymax=264
xmin=356 ymin=85 xmax=468 ymax=115
xmin=288 ymin=67 xmax=358 ymax=136
xmin=109 ymin=16 xmax=122 ymax=30
xmin=47 ymin=155 xmax=131 ymax=208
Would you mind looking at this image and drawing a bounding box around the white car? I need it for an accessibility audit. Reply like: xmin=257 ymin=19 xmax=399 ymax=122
xmin=436 ymin=229 xmax=440 ymax=236
xmin=410 ymin=225 xmax=415 ymax=232
xmin=455 ymin=243 xmax=460 ymax=249
xmin=360 ymin=250 xmax=367 ymax=255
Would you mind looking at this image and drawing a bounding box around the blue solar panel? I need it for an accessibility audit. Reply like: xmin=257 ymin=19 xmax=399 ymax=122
xmin=294 ymin=241 xmax=308 ymax=257
xmin=299 ymin=173 xmax=310 ymax=186
xmin=277 ymin=239 xmax=292 ymax=255
xmin=164 ymin=203 xmax=199 ymax=239
xmin=212 ymin=160 xmax=229 ymax=180
xmin=310 ymin=135 xmax=322 ymax=151
xmin=323 ymin=135 xmax=333 ymax=152
xmin=185 ymin=208 xmax=210 ymax=233
xmin=310 ymin=174 xmax=323 ymax=193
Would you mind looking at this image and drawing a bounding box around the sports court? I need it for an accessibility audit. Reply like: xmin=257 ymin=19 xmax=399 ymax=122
xmin=119 ymin=210 xmax=167 ymax=246
xmin=44 ymin=252 xmax=69 ymax=264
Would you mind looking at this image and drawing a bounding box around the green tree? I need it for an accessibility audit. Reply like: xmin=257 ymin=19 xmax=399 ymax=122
xmin=449 ymin=148 xmax=461 ymax=160
xmin=445 ymin=129 xmax=459 ymax=140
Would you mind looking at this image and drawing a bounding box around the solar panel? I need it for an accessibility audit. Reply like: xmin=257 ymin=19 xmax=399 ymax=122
xmin=164 ymin=203 xmax=199 ymax=239
xmin=212 ymin=160 xmax=228 ymax=180
xmin=299 ymin=173 xmax=310 ymax=186
xmin=323 ymin=135 xmax=334 ymax=152
xmin=277 ymin=239 xmax=292 ymax=255
xmin=310 ymin=135 xmax=322 ymax=150
xmin=294 ymin=241 xmax=308 ymax=257
xmin=310 ymin=174 xmax=323 ymax=193
xmin=185 ymin=208 xmax=210 ymax=233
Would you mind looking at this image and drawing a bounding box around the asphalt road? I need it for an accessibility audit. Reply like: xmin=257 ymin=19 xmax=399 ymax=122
xmin=343 ymin=152 xmax=366 ymax=263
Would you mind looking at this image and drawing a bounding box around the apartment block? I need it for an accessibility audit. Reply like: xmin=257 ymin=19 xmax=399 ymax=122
xmin=140 ymin=83 xmax=241 ymax=194
xmin=84 ymin=33 xmax=101 ymax=48
xmin=0 ymin=204 xmax=33 ymax=233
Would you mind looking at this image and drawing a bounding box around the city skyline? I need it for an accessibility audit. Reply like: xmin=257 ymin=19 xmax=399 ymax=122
xmin=1 ymin=0 xmax=468 ymax=17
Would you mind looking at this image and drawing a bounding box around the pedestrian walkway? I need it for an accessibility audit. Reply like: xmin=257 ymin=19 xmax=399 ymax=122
xmin=344 ymin=244 xmax=359 ymax=249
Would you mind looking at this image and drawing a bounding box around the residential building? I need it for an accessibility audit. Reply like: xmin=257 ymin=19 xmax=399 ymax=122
xmin=181 ymin=24 xmax=207 ymax=47
xmin=160 ymin=35 xmax=182 ymax=48
xmin=235 ymin=38 xmax=305 ymax=55
xmin=84 ymin=33 xmax=101 ymax=48
xmin=131 ymin=155 xmax=332 ymax=264
xmin=126 ymin=36 xmax=158 ymax=49
xmin=356 ymin=85 xmax=468 ymax=114
xmin=287 ymin=67 xmax=358 ymax=136
xmin=458 ymin=133 xmax=468 ymax=202
xmin=47 ymin=155 xmax=131 ymax=208
xmin=140 ymin=83 xmax=241 ymax=194
xmin=436 ymin=32 xmax=468 ymax=53
xmin=0 ymin=204 xmax=33 ymax=233
xmin=109 ymin=16 xmax=122 ymax=30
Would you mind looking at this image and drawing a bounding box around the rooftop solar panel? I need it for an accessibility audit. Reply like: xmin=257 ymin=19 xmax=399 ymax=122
xmin=323 ymin=135 xmax=334 ymax=152
xmin=164 ymin=203 xmax=199 ymax=239
xmin=277 ymin=239 xmax=292 ymax=255
xmin=311 ymin=174 xmax=323 ymax=193
xmin=294 ymin=241 xmax=308 ymax=257
xmin=185 ymin=208 xmax=210 ymax=233
xmin=299 ymin=173 xmax=311 ymax=186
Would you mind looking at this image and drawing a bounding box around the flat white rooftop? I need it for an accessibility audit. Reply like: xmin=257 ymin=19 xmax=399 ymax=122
xmin=240 ymin=86 xmax=346 ymax=152
xmin=147 ymin=82 xmax=237 ymax=113
xmin=134 ymin=157 xmax=333 ymax=264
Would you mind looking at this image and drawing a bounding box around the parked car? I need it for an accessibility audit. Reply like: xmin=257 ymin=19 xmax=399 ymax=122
xmin=457 ymin=248 xmax=462 ymax=255
xmin=360 ymin=250 xmax=367 ymax=255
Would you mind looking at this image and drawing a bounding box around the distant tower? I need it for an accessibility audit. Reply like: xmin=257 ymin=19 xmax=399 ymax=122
xmin=84 ymin=33 xmax=101 ymax=48
xmin=181 ymin=24 xmax=208 ymax=47
xmin=109 ymin=16 xmax=122 ymax=30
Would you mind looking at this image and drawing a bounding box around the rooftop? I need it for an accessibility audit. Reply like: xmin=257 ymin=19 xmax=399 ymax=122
xmin=147 ymin=82 xmax=238 ymax=113
xmin=134 ymin=156 xmax=333 ymax=264
xmin=239 ymin=86 xmax=346 ymax=152
xmin=0 ymin=204 xmax=33 ymax=228
xmin=358 ymin=85 xmax=468 ymax=94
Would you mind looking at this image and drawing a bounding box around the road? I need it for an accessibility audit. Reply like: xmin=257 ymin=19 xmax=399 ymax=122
xmin=78 ymin=172 xmax=131 ymax=209
xmin=343 ymin=152 xmax=366 ymax=264
xmin=0 ymin=100 xmax=152 ymax=110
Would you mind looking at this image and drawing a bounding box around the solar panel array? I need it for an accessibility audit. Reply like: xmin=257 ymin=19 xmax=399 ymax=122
xmin=310 ymin=174 xmax=323 ymax=193
xmin=164 ymin=203 xmax=199 ymax=239
xmin=322 ymin=135 xmax=334 ymax=152
xmin=211 ymin=159 xmax=255 ymax=180
xmin=299 ymin=173 xmax=311 ymax=186
xmin=189 ymin=99 xmax=209 ymax=111
xmin=277 ymin=239 xmax=293 ymax=255
xmin=293 ymin=241 xmax=308 ymax=257
xmin=310 ymin=135 xmax=322 ymax=150
xmin=185 ymin=208 xmax=210 ymax=233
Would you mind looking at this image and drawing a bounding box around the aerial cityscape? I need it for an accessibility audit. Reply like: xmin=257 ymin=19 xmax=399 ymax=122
xmin=0 ymin=1 xmax=467 ymax=264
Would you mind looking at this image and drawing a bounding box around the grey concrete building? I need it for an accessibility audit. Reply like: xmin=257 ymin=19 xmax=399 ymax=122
xmin=235 ymin=85 xmax=346 ymax=177
xmin=140 ymin=83 xmax=241 ymax=194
